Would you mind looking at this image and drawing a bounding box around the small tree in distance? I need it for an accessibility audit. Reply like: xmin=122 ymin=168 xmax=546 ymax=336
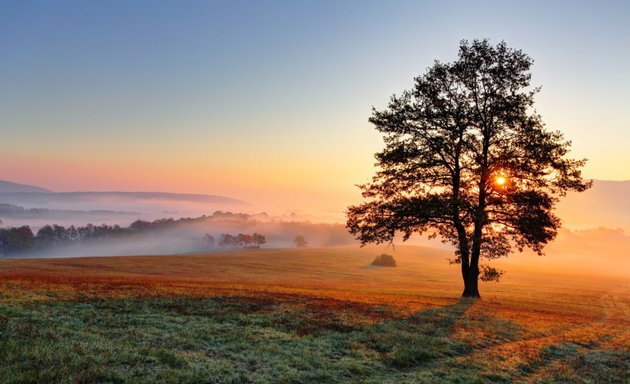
xmin=237 ymin=233 xmax=253 ymax=248
xmin=203 ymin=234 xmax=215 ymax=249
xmin=252 ymin=233 xmax=266 ymax=247
xmin=347 ymin=39 xmax=591 ymax=298
xmin=219 ymin=234 xmax=237 ymax=248
xmin=294 ymin=235 xmax=308 ymax=248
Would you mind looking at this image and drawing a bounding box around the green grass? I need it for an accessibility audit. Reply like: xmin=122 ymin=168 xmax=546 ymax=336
xmin=2 ymin=294 xmax=626 ymax=384
xmin=517 ymin=343 xmax=629 ymax=384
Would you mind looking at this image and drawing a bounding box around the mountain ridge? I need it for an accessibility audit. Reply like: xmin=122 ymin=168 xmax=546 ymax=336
xmin=0 ymin=179 xmax=247 ymax=205
xmin=0 ymin=179 xmax=50 ymax=193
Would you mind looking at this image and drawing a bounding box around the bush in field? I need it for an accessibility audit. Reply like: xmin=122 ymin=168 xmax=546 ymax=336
xmin=371 ymin=254 xmax=397 ymax=267
xmin=294 ymin=235 xmax=308 ymax=248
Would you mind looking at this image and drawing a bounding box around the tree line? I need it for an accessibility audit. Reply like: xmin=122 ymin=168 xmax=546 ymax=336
xmin=0 ymin=212 xmax=256 ymax=256
xmin=0 ymin=211 xmax=314 ymax=256
xmin=217 ymin=233 xmax=266 ymax=248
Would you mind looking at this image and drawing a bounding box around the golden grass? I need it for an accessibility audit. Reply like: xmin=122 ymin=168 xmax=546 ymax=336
xmin=1 ymin=245 xmax=628 ymax=361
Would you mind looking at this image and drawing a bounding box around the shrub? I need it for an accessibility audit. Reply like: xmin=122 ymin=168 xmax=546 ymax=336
xmin=371 ymin=254 xmax=397 ymax=267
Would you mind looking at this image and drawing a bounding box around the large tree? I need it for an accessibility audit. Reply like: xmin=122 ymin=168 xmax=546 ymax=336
xmin=347 ymin=39 xmax=591 ymax=298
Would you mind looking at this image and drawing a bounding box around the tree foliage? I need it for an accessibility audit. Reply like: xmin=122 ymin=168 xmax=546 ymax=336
xmin=347 ymin=39 xmax=590 ymax=297
xmin=252 ymin=233 xmax=267 ymax=247
xmin=219 ymin=233 xmax=267 ymax=248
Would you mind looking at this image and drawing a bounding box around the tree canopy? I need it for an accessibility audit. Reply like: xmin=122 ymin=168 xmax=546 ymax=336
xmin=347 ymin=39 xmax=590 ymax=298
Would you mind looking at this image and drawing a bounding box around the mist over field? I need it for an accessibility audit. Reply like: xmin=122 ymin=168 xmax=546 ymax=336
xmin=0 ymin=178 xmax=628 ymax=278
xmin=1 ymin=211 xmax=355 ymax=259
xmin=0 ymin=189 xmax=249 ymax=230
xmin=556 ymin=180 xmax=630 ymax=232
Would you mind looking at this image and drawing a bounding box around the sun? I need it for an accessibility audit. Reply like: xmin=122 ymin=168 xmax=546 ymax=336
xmin=495 ymin=176 xmax=507 ymax=186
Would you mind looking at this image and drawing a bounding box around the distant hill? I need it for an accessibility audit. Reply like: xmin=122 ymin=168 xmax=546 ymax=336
xmin=0 ymin=179 xmax=50 ymax=193
xmin=556 ymin=179 xmax=630 ymax=231
xmin=0 ymin=191 xmax=247 ymax=206
xmin=0 ymin=181 xmax=249 ymax=228
xmin=0 ymin=203 xmax=137 ymax=218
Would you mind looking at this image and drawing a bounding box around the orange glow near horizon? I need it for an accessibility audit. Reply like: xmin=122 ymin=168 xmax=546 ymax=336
xmin=0 ymin=151 xmax=369 ymax=221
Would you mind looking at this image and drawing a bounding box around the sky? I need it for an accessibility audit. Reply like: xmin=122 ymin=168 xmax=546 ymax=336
xmin=1 ymin=0 xmax=629 ymax=218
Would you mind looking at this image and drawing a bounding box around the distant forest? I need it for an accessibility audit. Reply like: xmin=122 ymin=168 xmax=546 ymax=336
xmin=0 ymin=211 xmax=264 ymax=257
xmin=0 ymin=203 xmax=138 ymax=218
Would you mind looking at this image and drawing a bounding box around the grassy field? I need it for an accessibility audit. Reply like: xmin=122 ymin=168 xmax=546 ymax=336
xmin=0 ymin=246 xmax=628 ymax=383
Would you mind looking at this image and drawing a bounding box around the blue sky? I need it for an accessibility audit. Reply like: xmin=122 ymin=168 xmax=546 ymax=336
xmin=1 ymin=0 xmax=628 ymax=214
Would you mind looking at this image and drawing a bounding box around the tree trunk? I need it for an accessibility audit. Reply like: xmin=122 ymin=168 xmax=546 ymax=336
xmin=461 ymin=265 xmax=481 ymax=298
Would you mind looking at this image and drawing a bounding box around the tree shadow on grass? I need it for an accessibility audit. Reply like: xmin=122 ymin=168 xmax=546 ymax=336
xmin=0 ymin=294 xmax=523 ymax=383
xmin=159 ymin=294 xmax=486 ymax=369
xmin=355 ymin=298 xmax=476 ymax=368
